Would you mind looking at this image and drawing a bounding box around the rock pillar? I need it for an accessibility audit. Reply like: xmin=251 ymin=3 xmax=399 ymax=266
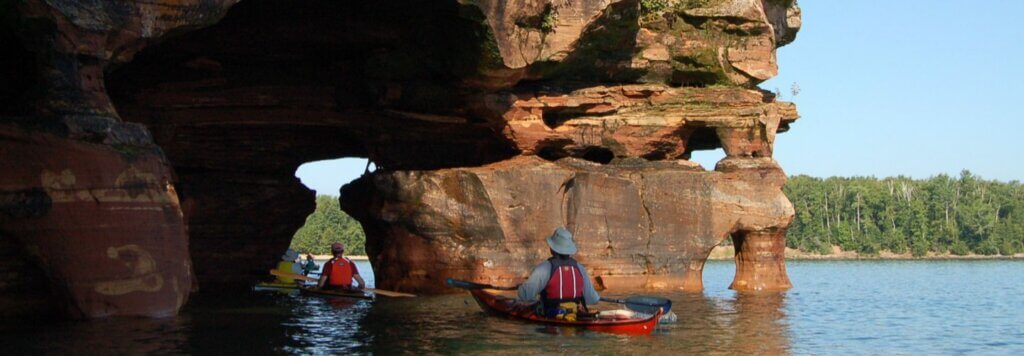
xmin=730 ymin=229 xmax=792 ymax=292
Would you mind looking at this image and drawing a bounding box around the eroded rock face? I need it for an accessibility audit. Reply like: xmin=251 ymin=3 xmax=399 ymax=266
xmin=343 ymin=156 xmax=793 ymax=293
xmin=0 ymin=124 xmax=192 ymax=318
xmin=2 ymin=0 xmax=801 ymax=318
xmin=0 ymin=0 xmax=235 ymax=318
xmin=476 ymin=85 xmax=797 ymax=160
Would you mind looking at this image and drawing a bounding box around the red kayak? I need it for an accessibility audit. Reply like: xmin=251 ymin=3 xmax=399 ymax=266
xmin=469 ymin=289 xmax=661 ymax=335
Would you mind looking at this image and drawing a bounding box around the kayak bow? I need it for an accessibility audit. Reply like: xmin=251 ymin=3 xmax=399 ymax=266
xmin=468 ymin=289 xmax=661 ymax=335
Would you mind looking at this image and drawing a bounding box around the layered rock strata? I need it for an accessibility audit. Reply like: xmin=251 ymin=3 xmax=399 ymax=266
xmin=343 ymin=84 xmax=797 ymax=293
xmin=1 ymin=0 xmax=801 ymax=318
xmin=343 ymin=155 xmax=794 ymax=293
xmin=0 ymin=0 xmax=235 ymax=318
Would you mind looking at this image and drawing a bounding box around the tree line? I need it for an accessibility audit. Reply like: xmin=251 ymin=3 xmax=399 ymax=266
xmin=292 ymin=171 xmax=1024 ymax=258
xmin=290 ymin=195 xmax=366 ymax=255
xmin=784 ymin=171 xmax=1023 ymax=256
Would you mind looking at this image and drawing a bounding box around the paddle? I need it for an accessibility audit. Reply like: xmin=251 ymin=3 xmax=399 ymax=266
xmin=361 ymin=289 xmax=415 ymax=298
xmin=270 ymin=269 xmax=318 ymax=282
xmin=268 ymin=270 xmax=416 ymax=297
xmin=448 ymin=278 xmax=670 ymax=311
xmin=445 ymin=278 xmax=518 ymax=291
xmin=600 ymin=295 xmax=672 ymax=314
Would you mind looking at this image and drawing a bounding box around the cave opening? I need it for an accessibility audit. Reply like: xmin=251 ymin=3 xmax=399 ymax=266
xmin=289 ymin=158 xmax=374 ymax=284
xmin=684 ymin=126 xmax=727 ymax=170
xmin=104 ymin=0 xmax=522 ymax=290
xmin=579 ymin=147 xmax=615 ymax=164
xmin=689 ymin=148 xmax=727 ymax=170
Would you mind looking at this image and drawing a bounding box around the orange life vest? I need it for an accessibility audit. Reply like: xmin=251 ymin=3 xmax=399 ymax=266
xmin=326 ymin=257 xmax=355 ymax=287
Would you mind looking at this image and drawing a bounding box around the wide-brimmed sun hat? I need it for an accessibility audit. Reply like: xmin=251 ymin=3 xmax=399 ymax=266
xmin=282 ymin=248 xmax=299 ymax=261
xmin=546 ymin=227 xmax=578 ymax=255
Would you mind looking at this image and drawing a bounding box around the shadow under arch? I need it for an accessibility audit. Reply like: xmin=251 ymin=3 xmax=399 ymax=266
xmin=104 ymin=0 xmax=521 ymax=293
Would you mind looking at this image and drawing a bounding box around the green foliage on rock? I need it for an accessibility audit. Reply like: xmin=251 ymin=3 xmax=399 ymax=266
xmin=540 ymin=5 xmax=558 ymax=33
xmin=640 ymin=0 xmax=670 ymax=21
xmin=785 ymin=171 xmax=1024 ymax=256
xmin=290 ymin=195 xmax=366 ymax=255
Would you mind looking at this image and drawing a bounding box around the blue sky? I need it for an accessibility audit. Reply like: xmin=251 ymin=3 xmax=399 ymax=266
xmin=298 ymin=1 xmax=1024 ymax=195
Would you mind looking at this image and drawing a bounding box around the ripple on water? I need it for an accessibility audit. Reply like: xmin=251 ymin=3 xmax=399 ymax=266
xmin=1 ymin=260 xmax=1023 ymax=354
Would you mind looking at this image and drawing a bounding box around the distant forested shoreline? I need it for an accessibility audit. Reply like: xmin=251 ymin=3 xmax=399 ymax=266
xmin=289 ymin=195 xmax=366 ymax=255
xmin=291 ymin=171 xmax=1023 ymax=257
xmin=784 ymin=171 xmax=1023 ymax=256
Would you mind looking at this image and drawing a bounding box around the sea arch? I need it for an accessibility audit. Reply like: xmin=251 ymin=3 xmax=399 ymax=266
xmin=0 ymin=0 xmax=802 ymax=318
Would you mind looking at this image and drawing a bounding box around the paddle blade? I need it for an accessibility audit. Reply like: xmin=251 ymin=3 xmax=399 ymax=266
xmin=622 ymin=295 xmax=672 ymax=314
xmin=270 ymin=269 xmax=317 ymax=282
xmin=446 ymin=278 xmax=486 ymax=289
xmin=366 ymin=288 xmax=416 ymax=298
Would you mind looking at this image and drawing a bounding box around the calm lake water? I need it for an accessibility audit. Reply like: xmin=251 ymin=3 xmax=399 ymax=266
xmin=3 ymin=260 xmax=1023 ymax=354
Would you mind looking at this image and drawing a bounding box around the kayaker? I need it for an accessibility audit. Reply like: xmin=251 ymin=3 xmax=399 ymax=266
xmin=317 ymin=242 xmax=365 ymax=290
xmin=301 ymin=253 xmax=318 ymax=276
xmin=273 ymin=249 xmax=303 ymax=284
xmin=517 ymin=227 xmax=600 ymax=321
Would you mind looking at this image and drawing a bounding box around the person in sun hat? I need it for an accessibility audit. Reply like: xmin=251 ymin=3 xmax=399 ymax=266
xmin=272 ymin=248 xmax=303 ymax=284
xmin=517 ymin=227 xmax=600 ymax=321
xmin=318 ymin=242 xmax=365 ymax=290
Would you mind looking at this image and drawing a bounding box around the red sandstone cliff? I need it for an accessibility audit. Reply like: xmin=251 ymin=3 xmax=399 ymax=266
xmin=1 ymin=0 xmax=801 ymax=318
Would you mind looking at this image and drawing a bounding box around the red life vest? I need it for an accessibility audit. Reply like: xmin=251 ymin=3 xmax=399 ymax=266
xmin=542 ymin=257 xmax=585 ymax=305
xmin=326 ymin=257 xmax=355 ymax=287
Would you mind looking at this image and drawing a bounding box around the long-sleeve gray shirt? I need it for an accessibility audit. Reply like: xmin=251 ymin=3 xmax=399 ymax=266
xmin=517 ymin=260 xmax=600 ymax=306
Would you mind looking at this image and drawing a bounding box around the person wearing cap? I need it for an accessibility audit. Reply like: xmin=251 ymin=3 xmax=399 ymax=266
xmin=517 ymin=227 xmax=600 ymax=321
xmin=273 ymin=249 xmax=303 ymax=284
xmin=318 ymin=242 xmax=365 ymax=290
xmin=301 ymin=253 xmax=318 ymax=276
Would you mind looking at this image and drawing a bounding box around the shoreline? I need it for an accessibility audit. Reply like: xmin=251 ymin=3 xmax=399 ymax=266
xmin=707 ymin=245 xmax=1024 ymax=261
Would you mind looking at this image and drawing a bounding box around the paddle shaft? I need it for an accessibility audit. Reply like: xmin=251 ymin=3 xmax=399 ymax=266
xmin=600 ymin=296 xmax=671 ymax=314
xmin=450 ymin=279 xmax=669 ymax=314
xmin=270 ymin=269 xmax=317 ymax=282
xmin=269 ymin=270 xmax=415 ymax=297
xmin=601 ymin=296 xmax=669 ymax=306
xmin=446 ymin=278 xmax=518 ymax=291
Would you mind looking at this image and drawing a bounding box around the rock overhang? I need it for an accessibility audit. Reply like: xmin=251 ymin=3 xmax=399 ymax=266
xmin=0 ymin=0 xmax=802 ymax=318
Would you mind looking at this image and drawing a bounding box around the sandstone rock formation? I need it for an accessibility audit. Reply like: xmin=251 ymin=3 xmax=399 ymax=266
xmin=1 ymin=0 xmax=801 ymax=318
xmin=1 ymin=0 xmax=237 ymax=318
xmin=343 ymin=155 xmax=794 ymax=293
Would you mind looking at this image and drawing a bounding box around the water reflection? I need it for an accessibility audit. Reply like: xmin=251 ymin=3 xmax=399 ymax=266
xmin=5 ymin=261 xmax=1024 ymax=353
xmin=283 ymin=294 xmax=372 ymax=354
xmin=0 ymin=289 xmax=792 ymax=354
xmin=1 ymin=315 xmax=190 ymax=354
xmin=651 ymin=292 xmax=790 ymax=354
xmin=731 ymin=293 xmax=790 ymax=354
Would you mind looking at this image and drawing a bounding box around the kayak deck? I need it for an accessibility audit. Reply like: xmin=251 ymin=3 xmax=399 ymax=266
xmin=469 ymin=289 xmax=661 ymax=335
xmin=299 ymin=287 xmax=374 ymax=300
